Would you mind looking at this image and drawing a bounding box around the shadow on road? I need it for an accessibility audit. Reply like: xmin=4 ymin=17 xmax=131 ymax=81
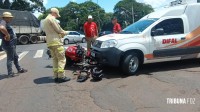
xmin=102 ymin=59 xmax=200 ymax=79
xmin=139 ymin=59 xmax=200 ymax=75
xmin=0 ymin=74 xmax=8 ymax=80
xmin=56 ymin=59 xmax=200 ymax=80
xmin=33 ymin=76 xmax=54 ymax=84
xmin=45 ymin=65 xmax=53 ymax=68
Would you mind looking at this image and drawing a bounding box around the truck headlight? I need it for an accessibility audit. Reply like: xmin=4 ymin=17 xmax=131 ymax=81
xmin=101 ymin=39 xmax=118 ymax=48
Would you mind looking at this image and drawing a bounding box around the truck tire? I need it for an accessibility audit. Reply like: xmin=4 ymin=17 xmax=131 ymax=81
xmin=122 ymin=53 xmax=141 ymax=75
xmin=19 ymin=35 xmax=29 ymax=45
xmin=30 ymin=36 xmax=38 ymax=44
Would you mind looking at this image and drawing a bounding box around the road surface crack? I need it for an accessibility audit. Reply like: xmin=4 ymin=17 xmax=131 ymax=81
xmin=107 ymin=79 xmax=121 ymax=85
xmin=149 ymin=75 xmax=175 ymax=85
xmin=89 ymin=91 xmax=111 ymax=112
xmin=135 ymin=106 xmax=159 ymax=111
xmin=195 ymin=89 xmax=200 ymax=95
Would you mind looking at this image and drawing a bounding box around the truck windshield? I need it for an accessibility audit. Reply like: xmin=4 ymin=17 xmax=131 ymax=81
xmin=121 ymin=18 xmax=158 ymax=34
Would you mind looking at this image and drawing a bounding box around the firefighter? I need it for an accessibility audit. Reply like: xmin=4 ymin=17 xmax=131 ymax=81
xmin=42 ymin=8 xmax=70 ymax=83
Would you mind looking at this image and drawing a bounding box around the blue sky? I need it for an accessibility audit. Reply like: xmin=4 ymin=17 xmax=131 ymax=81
xmin=44 ymin=0 xmax=119 ymax=13
xmin=43 ymin=0 xmax=175 ymax=12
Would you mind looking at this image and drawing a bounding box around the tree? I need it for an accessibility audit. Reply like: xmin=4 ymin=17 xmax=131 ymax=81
xmin=114 ymin=0 xmax=154 ymax=28
xmin=60 ymin=2 xmax=80 ymax=30
xmin=0 ymin=0 xmax=4 ymax=8
xmin=11 ymin=0 xmax=32 ymax=11
xmin=1 ymin=0 xmax=45 ymax=12
xmin=3 ymin=0 xmax=11 ymax=9
xmin=102 ymin=13 xmax=113 ymax=31
xmin=78 ymin=1 xmax=109 ymax=31
xmin=29 ymin=0 xmax=45 ymax=12
xmin=58 ymin=1 xmax=109 ymax=31
xmin=39 ymin=1 xmax=116 ymax=31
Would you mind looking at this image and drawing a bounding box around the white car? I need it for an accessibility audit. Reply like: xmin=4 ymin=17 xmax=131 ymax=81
xmin=91 ymin=3 xmax=200 ymax=75
xmin=63 ymin=31 xmax=86 ymax=45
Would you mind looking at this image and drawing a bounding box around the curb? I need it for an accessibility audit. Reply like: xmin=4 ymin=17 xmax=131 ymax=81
xmin=0 ymin=51 xmax=5 ymax=57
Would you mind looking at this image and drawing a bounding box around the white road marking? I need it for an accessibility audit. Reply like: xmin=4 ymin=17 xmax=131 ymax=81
xmin=18 ymin=51 xmax=29 ymax=61
xmin=34 ymin=49 xmax=44 ymax=58
xmin=0 ymin=54 xmax=7 ymax=61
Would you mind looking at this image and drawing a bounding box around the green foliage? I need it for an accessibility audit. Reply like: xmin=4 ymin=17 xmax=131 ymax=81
xmin=0 ymin=0 xmax=4 ymax=8
xmin=39 ymin=0 xmax=154 ymax=31
xmin=38 ymin=9 xmax=50 ymax=20
xmin=3 ymin=0 xmax=11 ymax=9
xmin=11 ymin=0 xmax=32 ymax=11
xmin=1 ymin=0 xmax=45 ymax=12
xmin=58 ymin=1 xmax=110 ymax=31
xmin=114 ymin=0 xmax=154 ymax=28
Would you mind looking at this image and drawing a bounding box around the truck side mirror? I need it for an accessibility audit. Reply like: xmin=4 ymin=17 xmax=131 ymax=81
xmin=151 ymin=28 xmax=164 ymax=36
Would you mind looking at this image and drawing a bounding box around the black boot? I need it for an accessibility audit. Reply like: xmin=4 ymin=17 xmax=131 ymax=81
xmin=57 ymin=77 xmax=71 ymax=83
xmin=18 ymin=68 xmax=28 ymax=73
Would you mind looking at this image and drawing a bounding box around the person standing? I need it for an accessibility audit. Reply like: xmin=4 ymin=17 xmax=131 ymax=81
xmin=84 ymin=15 xmax=98 ymax=51
xmin=112 ymin=17 xmax=122 ymax=33
xmin=0 ymin=12 xmax=27 ymax=77
xmin=42 ymin=8 xmax=70 ymax=83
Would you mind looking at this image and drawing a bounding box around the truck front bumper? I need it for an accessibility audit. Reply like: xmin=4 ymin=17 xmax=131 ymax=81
xmin=91 ymin=47 xmax=123 ymax=67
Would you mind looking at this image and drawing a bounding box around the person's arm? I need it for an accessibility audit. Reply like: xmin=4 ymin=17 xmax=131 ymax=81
xmin=48 ymin=18 xmax=67 ymax=37
xmin=0 ymin=25 xmax=10 ymax=41
xmin=95 ymin=23 xmax=98 ymax=37
xmin=83 ymin=23 xmax=89 ymax=40
xmin=83 ymin=23 xmax=87 ymax=36
xmin=118 ymin=24 xmax=122 ymax=33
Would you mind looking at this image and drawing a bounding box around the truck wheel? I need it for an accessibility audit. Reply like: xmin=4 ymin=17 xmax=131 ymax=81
xmin=122 ymin=53 xmax=140 ymax=75
xmin=82 ymin=38 xmax=86 ymax=43
xmin=64 ymin=39 xmax=69 ymax=45
xmin=19 ymin=35 xmax=29 ymax=45
xmin=30 ymin=36 xmax=38 ymax=44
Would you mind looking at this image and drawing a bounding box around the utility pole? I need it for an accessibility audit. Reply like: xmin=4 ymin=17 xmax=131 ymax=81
xmin=96 ymin=0 xmax=101 ymax=32
xmin=132 ymin=6 xmax=134 ymax=23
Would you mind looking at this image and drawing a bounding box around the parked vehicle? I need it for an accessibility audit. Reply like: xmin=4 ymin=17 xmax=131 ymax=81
xmin=0 ymin=9 xmax=45 ymax=45
xmin=91 ymin=2 xmax=200 ymax=75
xmin=63 ymin=31 xmax=86 ymax=45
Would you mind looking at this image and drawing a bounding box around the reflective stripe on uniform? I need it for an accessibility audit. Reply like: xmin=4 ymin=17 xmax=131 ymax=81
xmin=57 ymin=68 xmax=65 ymax=73
xmin=53 ymin=68 xmax=58 ymax=72
xmin=47 ymin=40 xmax=63 ymax=47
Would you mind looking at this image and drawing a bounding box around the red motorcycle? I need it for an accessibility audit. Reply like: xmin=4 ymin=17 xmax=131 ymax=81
xmin=65 ymin=43 xmax=88 ymax=65
xmin=65 ymin=43 xmax=103 ymax=82
xmin=47 ymin=42 xmax=103 ymax=82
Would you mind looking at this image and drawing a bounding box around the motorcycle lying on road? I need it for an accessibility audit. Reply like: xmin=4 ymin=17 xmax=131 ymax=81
xmin=46 ymin=41 xmax=104 ymax=82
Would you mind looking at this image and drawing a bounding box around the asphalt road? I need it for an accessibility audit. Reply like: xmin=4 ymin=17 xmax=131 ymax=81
xmin=0 ymin=43 xmax=200 ymax=112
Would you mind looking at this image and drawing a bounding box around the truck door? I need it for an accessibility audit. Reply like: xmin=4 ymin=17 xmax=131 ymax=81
xmin=151 ymin=18 xmax=186 ymax=58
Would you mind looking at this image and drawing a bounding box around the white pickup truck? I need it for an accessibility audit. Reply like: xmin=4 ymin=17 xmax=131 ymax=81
xmin=91 ymin=3 xmax=200 ymax=75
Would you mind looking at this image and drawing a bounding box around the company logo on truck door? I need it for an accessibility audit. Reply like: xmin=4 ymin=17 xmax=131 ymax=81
xmin=162 ymin=38 xmax=177 ymax=44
